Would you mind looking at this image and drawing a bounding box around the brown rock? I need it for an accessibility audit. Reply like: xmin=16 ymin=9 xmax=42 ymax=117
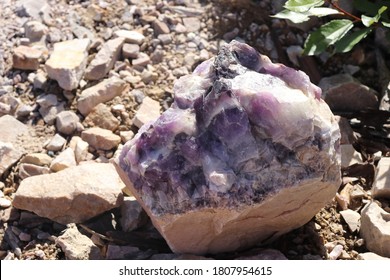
xmin=13 ymin=162 xmax=125 ymax=224
xmin=122 ymin=43 xmax=140 ymax=59
xmin=19 ymin=163 xmax=50 ymax=179
xmin=81 ymin=127 xmax=121 ymax=150
xmin=153 ymin=20 xmax=170 ymax=35
xmin=21 ymin=153 xmax=53 ymax=166
xmin=12 ymin=46 xmax=43 ymax=70
xmin=83 ymin=103 xmax=120 ymax=131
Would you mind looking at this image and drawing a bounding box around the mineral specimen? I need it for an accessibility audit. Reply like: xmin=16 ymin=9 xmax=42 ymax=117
xmin=115 ymin=40 xmax=341 ymax=255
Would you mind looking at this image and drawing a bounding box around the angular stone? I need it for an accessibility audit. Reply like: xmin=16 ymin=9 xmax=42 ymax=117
xmin=360 ymin=202 xmax=390 ymax=257
xmin=39 ymin=102 xmax=65 ymax=125
xmin=122 ymin=43 xmax=140 ymax=59
xmin=114 ymin=30 xmax=145 ymax=45
xmin=341 ymin=144 xmax=363 ymax=167
xmin=319 ymin=74 xmax=378 ymax=112
xmin=50 ymin=148 xmax=77 ymax=172
xmin=45 ymin=39 xmax=90 ymax=91
xmin=19 ymin=163 xmax=50 ymax=180
xmin=115 ymin=41 xmax=341 ymax=255
xmin=56 ymin=111 xmax=80 ymax=135
xmin=0 ymin=141 xmax=23 ymax=177
xmin=13 ymin=163 xmax=125 ymax=224
xmin=153 ymin=20 xmax=170 ymax=35
xmin=132 ymin=53 xmax=150 ymax=67
xmin=56 ymin=224 xmax=101 ymax=260
xmin=81 ymin=127 xmax=121 ymax=150
xmin=45 ymin=134 xmax=66 ymax=152
xmin=84 ymin=37 xmax=125 ymax=80
xmin=182 ymin=17 xmax=201 ymax=32
xmin=69 ymin=136 xmax=89 ymax=163
xmin=24 ymin=21 xmax=48 ymax=42
xmin=21 ymin=153 xmax=53 ymax=166
xmin=83 ymin=103 xmax=120 ymax=131
xmin=17 ymin=0 xmax=50 ymax=21
xmin=12 ymin=46 xmax=42 ymax=70
xmin=133 ymin=96 xmax=161 ymax=128
xmin=340 ymin=209 xmax=361 ymax=233
xmin=77 ymin=77 xmax=128 ymax=116
xmin=372 ymin=157 xmax=390 ymax=199
xmin=120 ymin=196 xmax=148 ymax=232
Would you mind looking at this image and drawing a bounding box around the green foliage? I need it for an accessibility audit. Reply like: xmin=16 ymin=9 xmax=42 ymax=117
xmin=273 ymin=0 xmax=390 ymax=55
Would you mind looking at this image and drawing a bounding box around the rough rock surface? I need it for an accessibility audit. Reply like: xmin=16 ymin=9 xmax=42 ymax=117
xmin=360 ymin=201 xmax=390 ymax=257
xmin=372 ymin=157 xmax=390 ymax=199
xmin=115 ymin=41 xmax=341 ymax=254
xmin=13 ymin=163 xmax=125 ymax=224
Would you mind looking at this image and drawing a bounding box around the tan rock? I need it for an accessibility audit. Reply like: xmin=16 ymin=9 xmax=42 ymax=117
xmin=69 ymin=136 xmax=89 ymax=163
xmin=113 ymin=30 xmax=145 ymax=45
xmin=81 ymin=127 xmax=121 ymax=150
xmin=0 ymin=115 xmax=29 ymax=144
xmin=21 ymin=153 xmax=52 ymax=166
xmin=19 ymin=163 xmax=50 ymax=179
xmin=50 ymin=147 xmax=77 ymax=172
xmin=56 ymin=111 xmax=80 ymax=135
xmin=133 ymin=97 xmax=161 ymax=128
xmin=84 ymin=37 xmax=125 ymax=80
xmin=115 ymin=161 xmax=339 ymax=255
xmin=77 ymin=76 xmax=128 ymax=116
xmin=340 ymin=209 xmax=361 ymax=232
xmin=56 ymin=223 xmax=101 ymax=260
xmin=372 ymin=157 xmax=390 ymax=199
xmin=360 ymin=201 xmax=390 ymax=257
xmin=83 ymin=103 xmax=120 ymax=131
xmin=0 ymin=142 xmax=23 ymax=177
xmin=12 ymin=46 xmax=43 ymax=70
xmin=45 ymin=39 xmax=90 ymax=91
xmin=13 ymin=162 xmax=125 ymax=224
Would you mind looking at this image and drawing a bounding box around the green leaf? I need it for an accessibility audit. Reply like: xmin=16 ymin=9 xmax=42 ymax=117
xmin=308 ymin=7 xmax=340 ymax=17
xmin=383 ymin=21 xmax=390 ymax=27
xmin=303 ymin=19 xmax=354 ymax=55
xmin=272 ymin=9 xmax=310 ymax=23
xmin=353 ymin=0 xmax=389 ymax=20
xmin=334 ymin=28 xmax=373 ymax=53
xmin=361 ymin=6 xmax=388 ymax=27
xmin=284 ymin=0 xmax=324 ymax=13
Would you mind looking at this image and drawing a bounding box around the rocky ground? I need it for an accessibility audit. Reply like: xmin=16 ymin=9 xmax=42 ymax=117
xmin=0 ymin=0 xmax=389 ymax=260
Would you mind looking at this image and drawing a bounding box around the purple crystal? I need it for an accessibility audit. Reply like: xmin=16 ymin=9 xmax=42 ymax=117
xmin=117 ymin=40 xmax=340 ymax=217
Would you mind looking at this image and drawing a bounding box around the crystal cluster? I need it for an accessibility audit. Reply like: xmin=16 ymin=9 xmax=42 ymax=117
xmin=115 ymin=41 xmax=341 ymax=254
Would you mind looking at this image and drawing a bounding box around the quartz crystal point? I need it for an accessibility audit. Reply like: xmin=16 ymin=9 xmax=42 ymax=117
xmin=115 ymin=40 xmax=341 ymax=255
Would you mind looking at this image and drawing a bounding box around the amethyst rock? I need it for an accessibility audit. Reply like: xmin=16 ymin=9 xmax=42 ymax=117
xmin=115 ymin=41 xmax=341 ymax=255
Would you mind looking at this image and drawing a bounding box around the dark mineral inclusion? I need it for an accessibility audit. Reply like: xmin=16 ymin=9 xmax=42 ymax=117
xmin=118 ymin=40 xmax=341 ymax=216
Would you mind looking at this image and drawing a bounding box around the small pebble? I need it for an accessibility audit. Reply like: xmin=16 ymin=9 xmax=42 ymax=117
xmin=0 ymin=197 xmax=11 ymax=208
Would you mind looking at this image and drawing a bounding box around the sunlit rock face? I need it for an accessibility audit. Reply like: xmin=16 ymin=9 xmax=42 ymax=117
xmin=115 ymin=40 xmax=341 ymax=255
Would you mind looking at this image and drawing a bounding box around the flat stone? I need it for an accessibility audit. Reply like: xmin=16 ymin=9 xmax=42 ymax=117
xmin=132 ymin=53 xmax=150 ymax=67
xmin=77 ymin=77 xmax=128 ymax=116
xmin=18 ymin=163 xmax=50 ymax=180
xmin=50 ymin=148 xmax=77 ymax=172
xmin=13 ymin=162 xmax=125 ymax=224
xmin=56 ymin=111 xmax=80 ymax=135
xmin=158 ymin=34 xmax=172 ymax=45
xmin=341 ymin=144 xmax=363 ymax=167
xmin=114 ymin=30 xmax=145 ymax=45
xmin=319 ymin=74 xmax=378 ymax=112
xmin=153 ymin=20 xmax=170 ymax=35
xmin=37 ymin=94 xmax=58 ymax=108
xmin=133 ymin=96 xmax=161 ymax=128
xmin=0 ymin=115 xmax=29 ymax=144
xmin=84 ymin=37 xmax=125 ymax=80
xmin=120 ymin=196 xmax=148 ymax=232
xmin=340 ymin=209 xmax=361 ymax=232
xmin=182 ymin=17 xmax=201 ymax=32
xmin=360 ymin=202 xmax=390 ymax=257
xmin=83 ymin=103 xmax=120 ymax=131
xmin=39 ymin=102 xmax=65 ymax=125
xmin=122 ymin=43 xmax=140 ymax=59
xmin=81 ymin=127 xmax=121 ymax=150
xmin=45 ymin=39 xmax=90 ymax=91
xmin=45 ymin=134 xmax=66 ymax=152
xmin=56 ymin=223 xmax=101 ymax=260
xmin=0 ymin=142 xmax=23 ymax=177
xmin=12 ymin=46 xmax=42 ymax=70
xmin=372 ymin=157 xmax=390 ymax=199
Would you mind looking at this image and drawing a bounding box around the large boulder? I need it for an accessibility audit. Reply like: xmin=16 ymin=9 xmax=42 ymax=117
xmin=115 ymin=41 xmax=341 ymax=255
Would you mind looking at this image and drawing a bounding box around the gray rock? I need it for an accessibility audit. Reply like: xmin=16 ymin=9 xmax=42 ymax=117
xmin=122 ymin=43 xmax=140 ymax=59
xmin=132 ymin=52 xmax=151 ymax=68
xmin=84 ymin=37 xmax=125 ymax=80
xmin=372 ymin=157 xmax=390 ymax=199
xmin=45 ymin=133 xmax=66 ymax=152
xmin=77 ymin=76 xmax=128 ymax=116
xmin=17 ymin=0 xmax=51 ymax=21
xmin=36 ymin=94 xmax=58 ymax=108
xmin=153 ymin=20 xmax=170 ymax=35
xmin=182 ymin=17 xmax=201 ymax=32
xmin=45 ymin=39 xmax=90 ymax=91
xmin=24 ymin=21 xmax=48 ymax=42
xmin=319 ymin=74 xmax=378 ymax=112
xmin=120 ymin=196 xmax=148 ymax=232
xmin=13 ymin=162 xmax=125 ymax=224
xmin=56 ymin=224 xmax=101 ymax=260
xmin=106 ymin=245 xmax=140 ymax=260
xmin=56 ymin=111 xmax=80 ymax=135
xmin=360 ymin=202 xmax=390 ymax=257
xmin=340 ymin=209 xmax=361 ymax=232
xmin=39 ymin=102 xmax=65 ymax=125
